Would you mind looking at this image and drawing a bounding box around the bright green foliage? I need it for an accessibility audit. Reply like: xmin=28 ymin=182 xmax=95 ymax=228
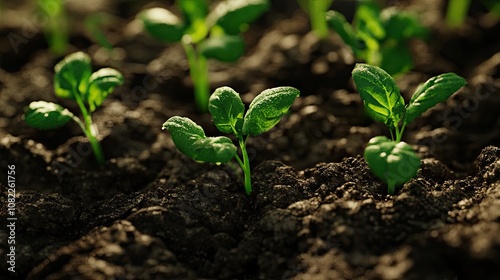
xmin=138 ymin=0 xmax=270 ymax=112
xmin=326 ymin=1 xmax=428 ymax=76
xmin=242 ymin=87 xmax=302 ymax=136
xmin=298 ymin=0 xmax=334 ymax=38
xmin=24 ymin=52 xmax=124 ymax=165
xmin=364 ymin=136 xmax=420 ymax=194
xmin=163 ymin=86 xmax=300 ymax=194
xmin=404 ymin=73 xmax=467 ymax=125
xmin=163 ymin=116 xmax=237 ymax=163
xmin=352 ymin=63 xmax=466 ymax=194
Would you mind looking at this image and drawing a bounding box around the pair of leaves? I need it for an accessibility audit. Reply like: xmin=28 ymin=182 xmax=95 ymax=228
xmin=209 ymin=86 xmax=300 ymax=137
xmin=24 ymin=52 xmax=123 ymax=131
xmin=163 ymin=86 xmax=300 ymax=163
xmin=54 ymin=51 xmax=124 ymax=112
xmin=352 ymin=63 xmax=466 ymax=130
xmin=364 ymin=136 xmax=420 ymax=194
xmin=139 ymin=0 xmax=269 ymax=61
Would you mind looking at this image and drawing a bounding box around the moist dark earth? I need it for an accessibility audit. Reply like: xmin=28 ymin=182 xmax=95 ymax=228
xmin=1 ymin=0 xmax=500 ymax=279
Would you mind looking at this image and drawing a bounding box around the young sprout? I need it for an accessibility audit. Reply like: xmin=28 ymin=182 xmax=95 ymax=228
xmin=23 ymin=52 xmax=124 ymax=165
xmin=298 ymin=0 xmax=334 ymax=39
xmin=326 ymin=0 xmax=428 ymax=76
xmin=84 ymin=12 xmax=116 ymax=54
xmin=352 ymin=63 xmax=466 ymax=194
xmin=163 ymin=86 xmax=300 ymax=194
xmin=445 ymin=0 xmax=471 ymax=28
xmin=38 ymin=0 xmax=68 ymax=55
xmin=138 ymin=0 xmax=270 ymax=112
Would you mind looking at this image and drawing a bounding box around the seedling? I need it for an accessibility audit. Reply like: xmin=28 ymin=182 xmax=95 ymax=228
xmin=298 ymin=0 xmax=334 ymax=38
xmin=326 ymin=1 xmax=428 ymax=76
xmin=38 ymin=0 xmax=68 ymax=55
xmin=163 ymin=86 xmax=300 ymax=194
xmin=138 ymin=0 xmax=270 ymax=112
xmin=352 ymin=63 xmax=466 ymax=194
xmin=445 ymin=0 xmax=471 ymax=28
xmin=84 ymin=12 xmax=116 ymax=54
xmin=23 ymin=52 xmax=124 ymax=165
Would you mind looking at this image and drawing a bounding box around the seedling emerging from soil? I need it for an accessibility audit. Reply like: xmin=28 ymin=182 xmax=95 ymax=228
xmin=352 ymin=63 xmax=466 ymax=194
xmin=138 ymin=0 xmax=270 ymax=112
xmin=298 ymin=0 xmax=333 ymax=38
xmin=326 ymin=1 xmax=428 ymax=76
xmin=163 ymin=86 xmax=300 ymax=194
xmin=38 ymin=0 xmax=68 ymax=55
xmin=23 ymin=52 xmax=124 ymax=165
xmin=445 ymin=0 xmax=471 ymax=28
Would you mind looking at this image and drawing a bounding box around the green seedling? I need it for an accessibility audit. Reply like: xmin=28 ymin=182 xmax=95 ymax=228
xmin=445 ymin=0 xmax=471 ymax=28
xmin=84 ymin=12 xmax=116 ymax=53
xmin=352 ymin=63 xmax=466 ymax=194
xmin=38 ymin=0 xmax=68 ymax=55
xmin=446 ymin=0 xmax=500 ymax=28
xmin=163 ymin=86 xmax=300 ymax=194
xmin=23 ymin=52 xmax=124 ymax=165
xmin=298 ymin=0 xmax=334 ymax=39
xmin=138 ymin=0 xmax=270 ymax=112
xmin=326 ymin=0 xmax=428 ymax=76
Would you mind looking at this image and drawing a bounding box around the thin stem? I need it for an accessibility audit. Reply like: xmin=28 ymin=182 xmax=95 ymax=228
xmin=309 ymin=0 xmax=330 ymax=39
xmin=182 ymin=42 xmax=209 ymax=112
xmin=395 ymin=123 xmax=406 ymax=143
xmin=445 ymin=0 xmax=471 ymax=28
xmin=387 ymin=180 xmax=396 ymax=195
xmin=74 ymin=93 xmax=105 ymax=165
xmin=238 ymin=137 xmax=252 ymax=195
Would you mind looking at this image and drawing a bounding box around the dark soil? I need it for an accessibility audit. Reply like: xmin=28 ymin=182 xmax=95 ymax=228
xmin=1 ymin=0 xmax=500 ymax=279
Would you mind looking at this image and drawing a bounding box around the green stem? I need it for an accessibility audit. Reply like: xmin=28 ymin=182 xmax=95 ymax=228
xmin=387 ymin=180 xmax=396 ymax=195
xmin=237 ymin=137 xmax=252 ymax=195
xmin=74 ymin=94 xmax=105 ymax=165
xmin=309 ymin=0 xmax=331 ymax=39
xmin=182 ymin=42 xmax=209 ymax=112
xmin=395 ymin=123 xmax=406 ymax=143
xmin=445 ymin=0 xmax=471 ymax=28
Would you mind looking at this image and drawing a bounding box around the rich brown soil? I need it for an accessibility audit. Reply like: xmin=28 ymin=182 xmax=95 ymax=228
xmin=1 ymin=0 xmax=500 ymax=279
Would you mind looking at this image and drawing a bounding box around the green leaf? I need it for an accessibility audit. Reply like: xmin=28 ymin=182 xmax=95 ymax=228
xmin=199 ymin=35 xmax=245 ymax=62
xmin=139 ymin=8 xmax=185 ymax=43
xmin=208 ymin=86 xmax=245 ymax=135
xmin=242 ymin=87 xmax=300 ymax=136
xmin=24 ymin=101 xmax=75 ymax=130
xmin=364 ymin=136 xmax=420 ymax=194
xmin=191 ymin=137 xmax=237 ymax=163
xmin=326 ymin=10 xmax=364 ymax=52
xmin=207 ymin=0 xmax=270 ymax=34
xmin=178 ymin=0 xmax=208 ymax=23
xmin=381 ymin=8 xmax=428 ymax=40
xmin=352 ymin=63 xmax=405 ymax=130
xmin=54 ymin=51 xmax=92 ymax=99
xmin=354 ymin=2 xmax=385 ymax=40
xmin=162 ymin=116 xmax=236 ymax=163
xmin=86 ymin=68 xmax=124 ymax=112
xmin=404 ymin=73 xmax=466 ymax=125
xmin=379 ymin=41 xmax=413 ymax=77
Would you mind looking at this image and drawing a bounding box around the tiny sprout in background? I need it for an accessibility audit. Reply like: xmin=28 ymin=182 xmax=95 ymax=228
xmin=326 ymin=0 xmax=428 ymax=77
xmin=138 ymin=0 xmax=270 ymax=112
